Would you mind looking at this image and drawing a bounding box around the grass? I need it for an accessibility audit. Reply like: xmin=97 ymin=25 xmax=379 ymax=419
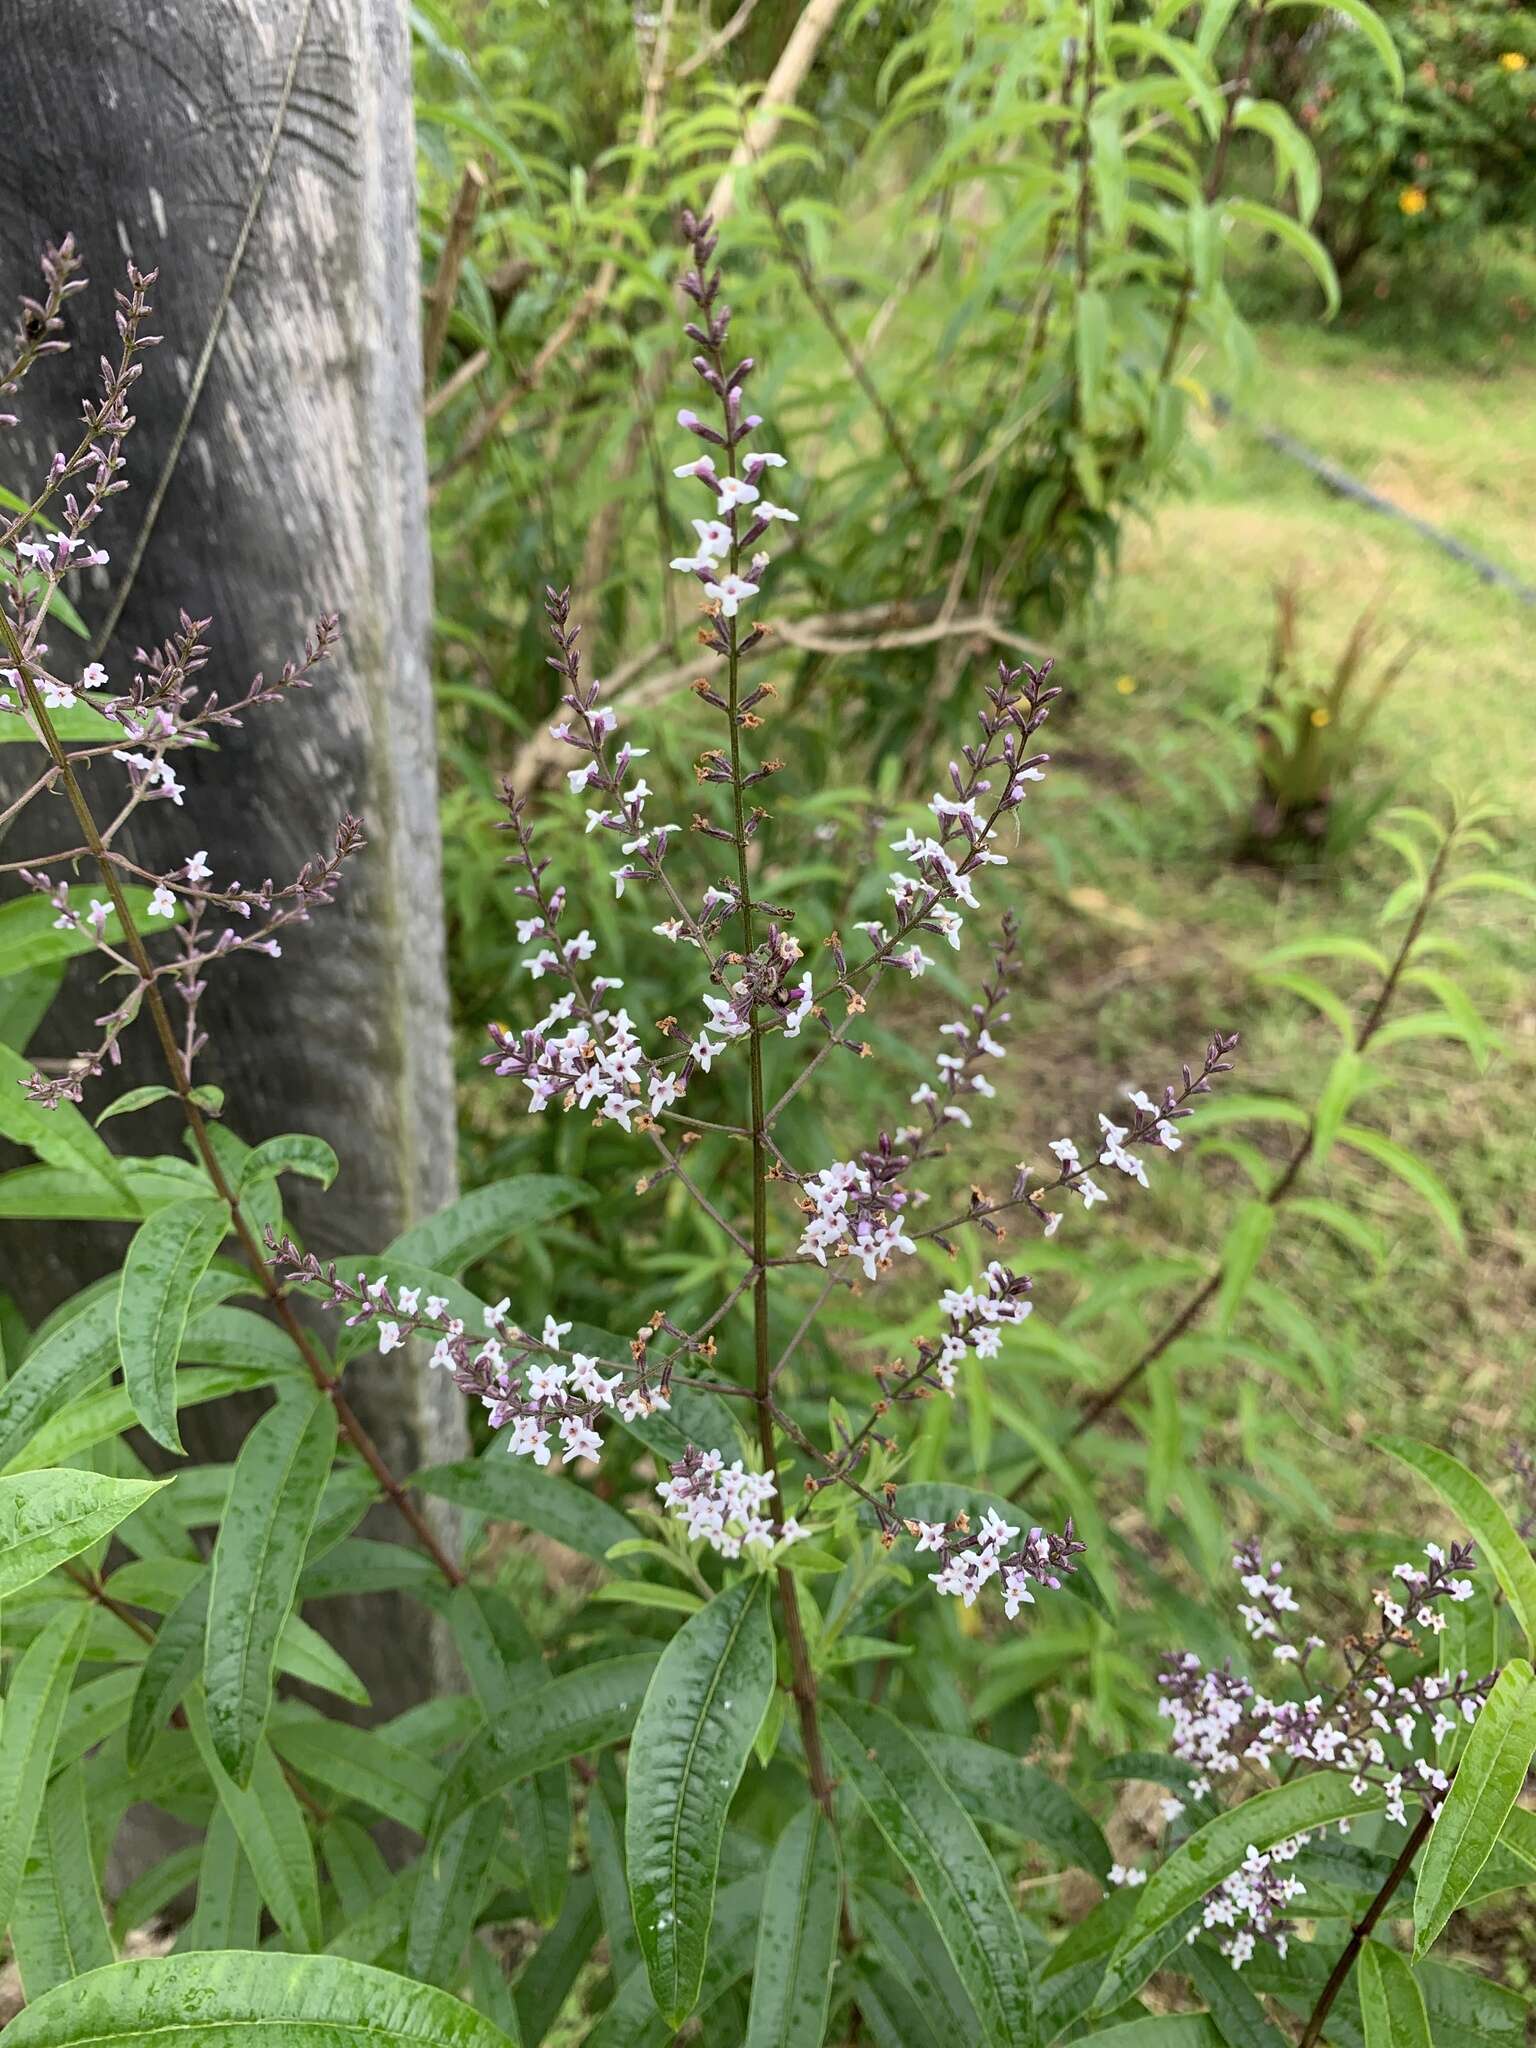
xmin=1021 ymin=261 xmax=1536 ymax=1560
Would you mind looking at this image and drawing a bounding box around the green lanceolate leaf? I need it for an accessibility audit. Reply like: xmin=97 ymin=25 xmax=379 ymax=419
xmin=929 ymin=1732 xmax=1112 ymax=1878
xmin=416 ymin=1453 xmax=635 ymax=1562
xmin=745 ymin=1803 xmax=842 ymax=2048
xmin=118 ymin=1195 xmax=228 ymax=1453
xmin=450 ymin=1583 xmax=569 ymax=1925
xmin=0 ymin=1295 xmax=122 ymax=1473
xmin=1185 ymin=1940 xmax=1290 ymax=2048
xmin=236 ymin=1133 xmax=339 ymax=1194
xmin=432 ymin=1653 xmax=657 ymax=1836
xmin=386 ymin=1173 xmax=593 ymax=1273
xmin=127 ymin=1572 xmax=210 ymax=1768
xmin=184 ymin=1696 xmax=323 ymax=1952
xmin=823 ymin=1696 xmax=1036 ymax=2048
xmin=1360 ymin=1941 xmax=1432 ymax=2048
xmin=1077 ymin=2020 xmax=1221 ymax=2048
xmin=1376 ymin=1438 xmax=1536 ymax=1659
xmin=9 ymin=1766 xmax=114 ymax=1997
xmin=203 ymin=1389 xmax=337 ymax=1785
xmin=0 ymin=1469 xmax=170 ymax=1598
xmin=625 ymin=1576 xmax=775 ymax=2029
xmin=0 ymin=1604 xmax=92 ymax=1932
xmin=178 ymin=1807 xmax=260 ymax=1953
xmin=407 ymin=1797 xmax=503 ymax=1989
xmin=1105 ymin=1772 xmax=1386 ymax=2001
xmin=1414 ymin=1659 xmax=1536 ymax=1959
xmin=3 ymin=1951 xmax=524 ymax=2046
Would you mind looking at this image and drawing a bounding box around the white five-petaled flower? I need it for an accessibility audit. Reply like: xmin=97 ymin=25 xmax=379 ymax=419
xmin=148 ymin=884 xmax=177 ymax=918
xmin=714 ymin=475 xmax=759 ymax=511
xmin=704 ymin=574 xmax=759 ymax=619
xmin=756 ymin=500 xmax=798 ymax=524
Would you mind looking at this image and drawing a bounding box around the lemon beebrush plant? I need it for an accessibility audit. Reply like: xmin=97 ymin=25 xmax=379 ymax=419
xmin=1 ymin=217 xmax=1532 ymax=2048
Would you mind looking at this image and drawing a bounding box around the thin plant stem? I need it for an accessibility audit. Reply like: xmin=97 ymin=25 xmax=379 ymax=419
xmin=1298 ymin=1805 xmax=1433 ymax=2048
xmin=1019 ymin=819 xmax=1458 ymax=1485
xmin=3 ymin=625 xmax=465 ymax=1590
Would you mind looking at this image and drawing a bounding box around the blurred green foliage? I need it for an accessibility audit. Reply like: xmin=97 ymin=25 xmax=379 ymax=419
xmin=1255 ymin=0 xmax=1536 ymax=283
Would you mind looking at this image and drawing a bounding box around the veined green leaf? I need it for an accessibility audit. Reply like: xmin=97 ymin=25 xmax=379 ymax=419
xmin=407 ymin=1798 xmax=503 ymax=1989
xmin=386 ymin=1173 xmax=593 ymax=1274
xmin=272 ymin=1719 xmax=442 ymax=1835
xmin=177 ymin=1807 xmax=260 ymax=1954
xmin=1079 ymin=2020 xmax=1220 ymax=2048
xmin=1225 ymin=198 xmax=1338 ymax=316
xmin=10 ymin=1766 xmax=114 ymax=1997
xmin=204 ymin=1389 xmax=337 ymax=1784
xmin=236 ymin=1132 xmax=339 ymax=1194
xmin=744 ymin=1803 xmax=841 ymax=2048
xmin=1360 ymin=1940 xmax=1431 ymax=2048
xmin=1336 ymin=1126 xmax=1464 ymax=1250
xmin=3 ymin=1950 xmax=523 ymax=2045
xmin=184 ymin=1696 xmax=322 ymax=1952
xmin=0 ymin=1468 xmax=170 ymax=1597
xmin=415 ymin=1453 xmax=635 ymax=1562
xmin=0 ymin=1295 xmax=120 ymax=1473
xmin=432 ymin=1653 xmax=657 ymax=1836
xmin=118 ymin=1195 xmax=229 ymax=1452
xmin=1186 ymin=1939 xmax=1289 ymax=2048
xmin=1105 ymin=1773 xmax=1386 ymax=1998
xmin=1414 ymin=1660 xmax=1536 ymax=1958
xmin=625 ymin=1577 xmax=775 ymax=2029
xmin=0 ymin=1604 xmax=92 ymax=1931
xmin=928 ymin=1732 xmax=1111 ymax=1877
xmin=127 ymin=1571 xmax=211 ymax=1768
xmin=824 ymin=1696 xmax=1035 ymax=2048
xmin=1215 ymin=1202 xmax=1274 ymax=1333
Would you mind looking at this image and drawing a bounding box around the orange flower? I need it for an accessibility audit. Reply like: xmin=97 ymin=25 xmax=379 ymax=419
xmin=1399 ymin=186 xmax=1428 ymax=216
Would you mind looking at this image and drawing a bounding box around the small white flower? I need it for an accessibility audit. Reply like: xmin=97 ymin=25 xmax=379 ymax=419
xmin=148 ymin=884 xmax=177 ymax=918
xmin=376 ymin=1320 xmax=403 ymax=1355
xmin=714 ymin=475 xmax=760 ymax=510
xmin=703 ymin=574 xmax=759 ymax=618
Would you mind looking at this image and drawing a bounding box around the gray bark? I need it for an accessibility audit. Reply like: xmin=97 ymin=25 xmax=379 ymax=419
xmin=0 ymin=0 xmax=467 ymax=1819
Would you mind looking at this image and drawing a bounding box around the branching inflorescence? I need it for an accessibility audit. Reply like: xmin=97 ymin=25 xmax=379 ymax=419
xmin=290 ymin=211 xmax=1241 ymax=1652
xmin=1115 ymin=1539 xmax=1495 ymax=1969
xmin=1 ymin=247 xmax=357 ymax=1107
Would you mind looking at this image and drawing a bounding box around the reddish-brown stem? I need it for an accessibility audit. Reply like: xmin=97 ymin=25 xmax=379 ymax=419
xmin=1298 ymin=1804 xmax=1433 ymax=2048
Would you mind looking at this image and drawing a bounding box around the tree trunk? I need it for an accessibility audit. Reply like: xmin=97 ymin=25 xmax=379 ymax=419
xmin=0 ymin=0 xmax=466 ymax=1841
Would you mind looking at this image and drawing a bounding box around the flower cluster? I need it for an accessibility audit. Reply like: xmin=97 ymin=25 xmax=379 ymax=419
xmin=655 ymin=1445 xmax=801 ymax=1557
xmin=266 ymin=1250 xmax=682 ymax=1472
xmin=909 ymin=1505 xmax=1087 ymax=1620
xmin=795 ymin=1152 xmax=918 ymax=1278
xmin=1035 ymin=1034 xmax=1239 ymax=1229
xmin=849 ymin=658 xmax=1056 ymax=980
xmin=1 ymin=250 xmax=357 ymax=1108
xmin=1137 ymin=1537 xmax=1495 ymax=1967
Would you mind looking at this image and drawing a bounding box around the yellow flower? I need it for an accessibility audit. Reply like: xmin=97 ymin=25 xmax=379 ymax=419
xmin=1310 ymin=707 xmax=1332 ymax=728
xmin=1399 ymin=186 xmax=1428 ymax=216
xmin=1114 ymin=674 xmax=1137 ymax=696
xmin=1499 ymin=51 xmax=1528 ymax=72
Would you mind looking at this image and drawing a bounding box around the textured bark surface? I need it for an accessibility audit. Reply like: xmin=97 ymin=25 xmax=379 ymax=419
xmin=0 ymin=0 xmax=466 ymax=1789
